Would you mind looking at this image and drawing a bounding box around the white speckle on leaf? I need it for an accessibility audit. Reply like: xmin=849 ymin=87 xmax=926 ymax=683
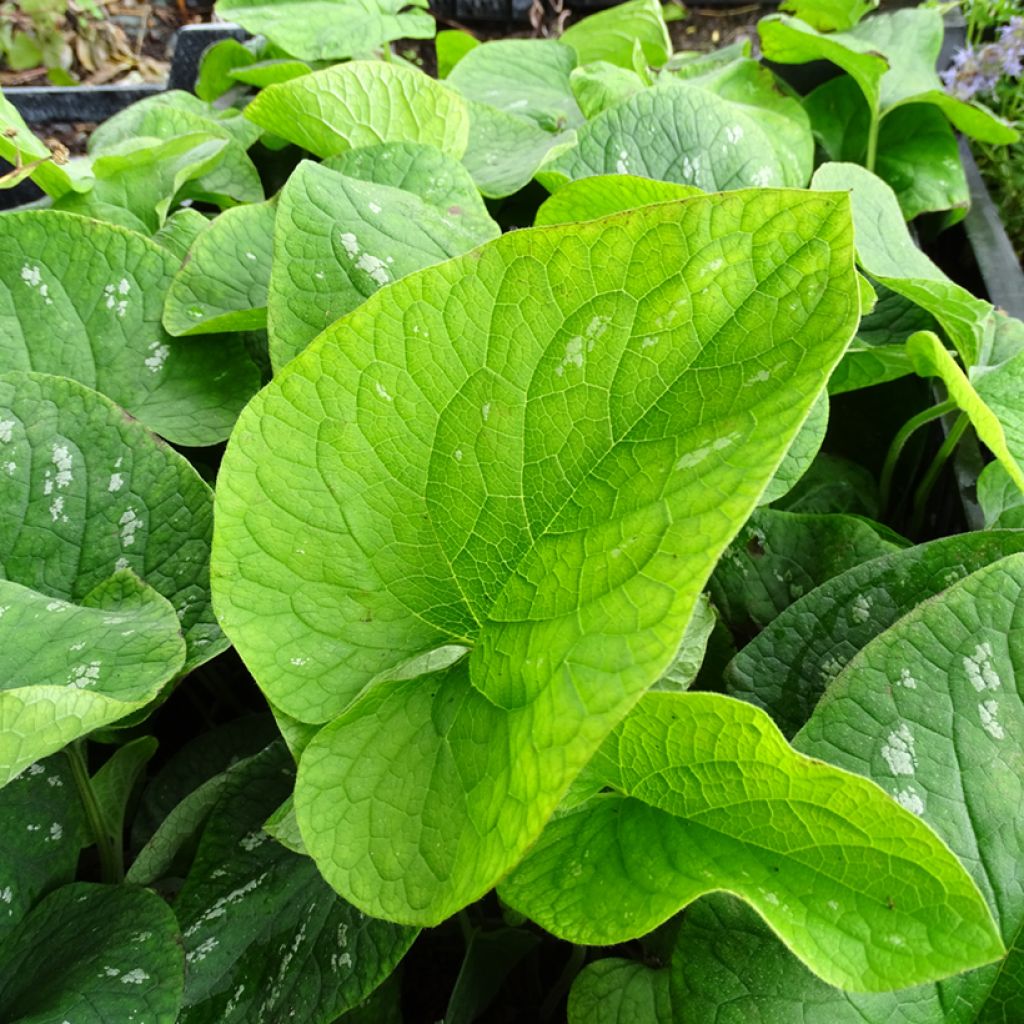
xmin=115 ymin=556 xmax=130 ymax=571
xmin=103 ymin=966 xmax=120 ymax=977
xmin=725 ymin=124 xmax=744 ymax=144
xmin=68 ymin=661 xmax=101 ymax=689
xmin=21 ymin=265 xmax=41 ymax=287
xmin=48 ymin=822 xmax=63 ymax=841
xmin=895 ymin=667 xmax=918 ymax=689
xmin=52 ymin=444 xmax=73 ymax=488
xmin=0 ymin=887 xmax=11 ymax=904
xmin=368 ymin=201 xmax=382 ymax=214
xmin=339 ymin=232 xmax=359 ymax=258
xmin=676 ymin=433 xmax=738 ymax=470
xmin=615 ymin=149 xmax=629 ymax=174
xmin=144 ymin=342 xmax=169 ymax=374
xmin=49 ymin=495 xmax=65 ymax=522
xmin=47 ymin=775 xmax=63 ymax=787
xmin=453 ymin=449 xmax=463 ymax=462
xmin=331 ymin=951 xmax=353 ymax=971
xmin=827 ymin=900 xmax=839 ymax=911
xmin=120 ymin=969 xmax=149 ymax=985
xmin=239 ymin=830 xmax=267 ymax=852
xmin=881 ymin=723 xmax=917 ymax=776
xmin=314 ymin=270 xmax=325 ymax=280
xmin=979 ymin=699 xmax=1005 ymax=739
xmin=481 ymin=403 xmax=491 ymax=421
xmin=225 ymin=984 xmax=246 ymax=1015
xmin=108 ymin=472 xmax=124 ymax=492
xmin=752 ymin=165 xmax=774 ymax=187
xmin=894 ymin=787 xmax=925 ymax=815
xmin=120 ymin=507 xmax=141 ymax=547
xmin=186 ymin=937 xmax=218 ymax=964
xmin=245 ymin=251 xmax=257 ymax=261
xmin=290 ymin=657 xmax=308 ymax=666
xmin=374 ymin=381 xmax=392 ymax=402
xmin=886 ymin=934 xmax=905 ymax=947
xmin=118 ymin=278 xmax=130 ymax=295
xmin=0 ymin=420 xmax=14 ymax=443
xmin=762 ymin=891 xmax=780 ymax=906
xmin=4 ymin=461 xmax=14 ymax=475
xmin=103 ymin=283 xmax=128 ymax=317
xmin=851 ymin=594 xmax=871 ymax=623
xmin=356 ymin=252 xmax=390 ymax=286
xmin=964 ymin=642 xmax=1000 ymax=692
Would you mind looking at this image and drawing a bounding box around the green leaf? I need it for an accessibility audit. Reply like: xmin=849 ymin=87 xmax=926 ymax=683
xmin=195 ymin=38 xmax=257 ymax=102
xmin=55 ymin=134 xmax=230 ymax=234
xmin=244 ymin=61 xmax=469 ymax=160
xmin=268 ymin=159 xmax=488 ymax=367
xmin=164 ymin=200 xmax=275 ymax=336
xmin=436 ymin=29 xmax=479 ymax=79
xmin=772 ymin=552 xmax=1024 ymax=1019
xmin=710 ymin=509 xmax=902 ymax=639
xmin=89 ymin=736 xmax=158 ymax=856
xmin=0 ymin=572 xmax=184 ymax=786
xmin=812 ymin=162 xmax=992 ymax=366
xmin=570 ymin=61 xmax=646 ymax=119
xmin=0 ymin=753 xmax=86 ymax=943
xmin=560 ymin=0 xmax=671 ymax=70
xmin=726 ymin=530 xmax=1024 ymax=738
xmin=174 ymin=743 xmax=416 ymax=1023
xmin=538 ymin=83 xmax=798 ymax=191
xmin=152 ymin=208 xmax=210 ymax=262
xmin=805 ymin=78 xmax=969 ymax=220
xmin=906 ymin=329 xmax=1024 ymax=490
xmin=568 ymin=959 xmax=670 ymax=1023
xmin=214 ymin=0 xmax=435 ymax=61
xmin=0 ymin=213 xmax=260 ymax=446
xmin=500 ymin=689 xmax=1003 ymax=990
xmin=445 ymin=927 xmax=541 ymax=1024
xmin=535 ymin=174 xmax=699 ymax=225
xmin=0 ymin=882 xmax=183 ymax=1023
xmin=213 ymin=189 xmax=861 ymax=923
xmin=779 ymin=0 xmax=876 ymax=31
xmin=229 ymin=58 xmax=312 ymax=88
xmin=323 ymin=141 xmax=500 ymax=247
xmin=771 ymin=452 xmax=880 ymax=517
xmin=979 ymin=462 xmax=1024 ymax=529
xmin=0 ymin=89 xmax=92 ymax=198
xmin=651 ymin=592 xmax=716 ymax=692
xmin=686 ymin=57 xmax=814 ymax=188
xmin=0 ymin=372 xmax=226 ymax=670
xmin=759 ymin=392 xmax=828 ymax=506
xmin=761 ymin=9 xmax=1018 ymax=144
xmin=461 ymin=100 xmax=576 ymax=198
xmin=447 ymin=39 xmax=584 ymax=130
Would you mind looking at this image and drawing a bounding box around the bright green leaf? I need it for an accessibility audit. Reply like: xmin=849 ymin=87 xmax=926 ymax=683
xmin=447 ymin=39 xmax=584 ymax=130
xmin=214 ymin=0 xmax=435 ymax=61
xmin=229 ymin=58 xmax=312 ymax=88
xmin=779 ymin=0 xmax=876 ymax=31
xmin=570 ymin=61 xmax=646 ymax=119
xmin=436 ymin=29 xmax=479 ymax=79
xmin=244 ymin=62 xmax=469 ymax=160
xmin=501 ymin=690 xmax=1003 ymax=990
xmin=560 ymin=0 xmax=671 ymax=70
xmin=164 ymin=200 xmax=275 ymax=336
xmin=195 ymin=39 xmax=257 ymax=102
xmin=0 ymin=214 xmax=260 ymax=446
xmin=152 ymin=208 xmax=210 ymax=262
xmin=535 ymin=174 xmax=699 ymax=225
xmin=760 ymin=392 xmax=828 ymax=506
xmin=213 ymin=190 xmax=861 ymax=923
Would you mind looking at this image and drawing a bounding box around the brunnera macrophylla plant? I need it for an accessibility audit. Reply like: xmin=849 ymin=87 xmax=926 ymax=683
xmin=210 ymin=187 xmax=1002 ymax=992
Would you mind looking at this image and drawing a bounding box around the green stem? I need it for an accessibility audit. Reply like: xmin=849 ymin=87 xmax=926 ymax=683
xmin=865 ymin=109 xmax=880 ymax=174
xmin=879 ymin=400 xmax=956 ymax=511
xmin=65 ymin=741 xmax=123 ymax=884
xmin=911 ymin=413 xmax=969 ymax=534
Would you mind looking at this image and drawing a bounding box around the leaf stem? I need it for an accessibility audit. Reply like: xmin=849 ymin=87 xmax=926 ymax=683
xmin=539 ymin=944 xmax=586 ymax=1021
xmin=865 ymin=110 xmax=880 ymax=174
xmin=880 ymin=399 xmax=956 ymax=511
xmin=911 ymin=412 xmax=969 ymax=533
xmin=65 ymin=741 xmax=124 ymax=884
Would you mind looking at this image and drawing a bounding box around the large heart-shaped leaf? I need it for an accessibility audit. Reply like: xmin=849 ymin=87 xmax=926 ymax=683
xmin=538 ymin=82 xmax=799 ymax=191
xmin=0 ymin=372 xmax=226 ymax=670
xmin=500 ymin=690 xmax=1002 ymax=991
xmin=213 ymin=190 xmax=860 ymax=923
xmin=0 ymin=882 xmax=183 ymax=1023
xmin=0 ymin=572 xmax=185 ymax=786
xmin=174 ymin=744 xmax=415 ymax=1023
xmin=244 ymin=62 xmax=470 ymax=160
xmin=214 ymin=0 xmax=435 ymax=61
xmin=0 ymin=213 xmax=260 ymax=446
